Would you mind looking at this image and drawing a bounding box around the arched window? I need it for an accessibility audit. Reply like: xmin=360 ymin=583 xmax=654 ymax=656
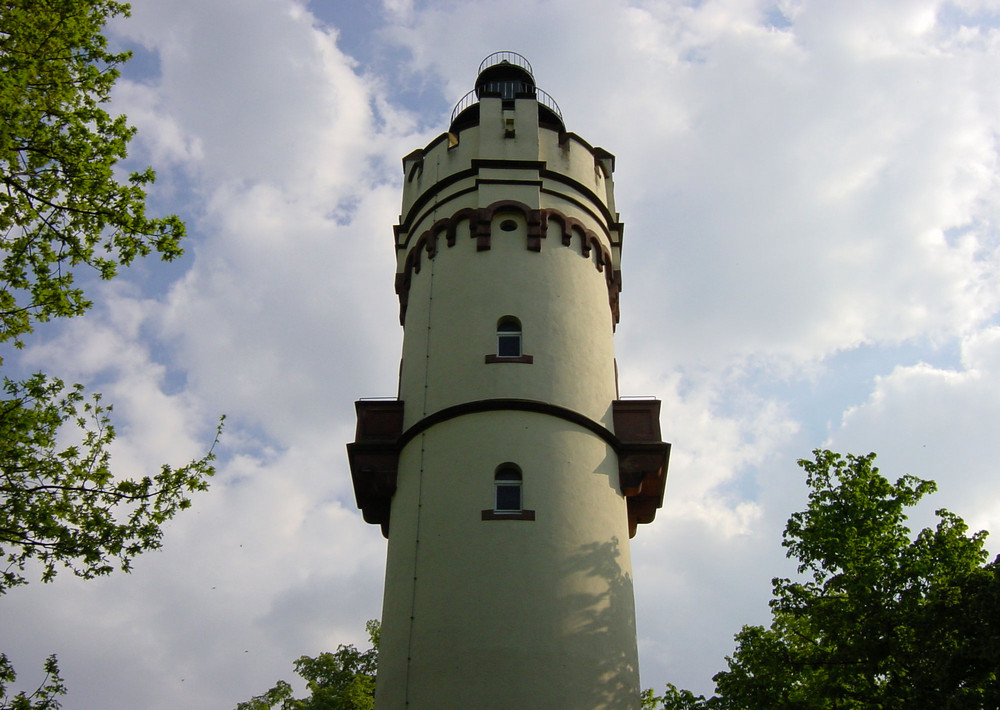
xmin=485 ymin=316 xmax=533 ymax=364
xmin=481 ymin=463 xmax=535 ymax=521
xmin=494 ymin=464 xmax=522 ymax=512
xmin=496 ymin=317 xmax=521 ymax=358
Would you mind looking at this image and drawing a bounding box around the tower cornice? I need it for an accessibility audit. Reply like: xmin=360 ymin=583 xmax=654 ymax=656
xmin=396 ymin=158 xmax=621 ymax=243
xmin=393 ymin=201 xmax=622 ymax=328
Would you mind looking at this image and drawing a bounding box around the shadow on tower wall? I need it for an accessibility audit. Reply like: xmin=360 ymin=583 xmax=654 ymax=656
xmin=557 ymin=535 xmax=640 ymax=709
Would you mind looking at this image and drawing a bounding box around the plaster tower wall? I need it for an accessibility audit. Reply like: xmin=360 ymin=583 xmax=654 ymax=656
xmin=348 ymin=53 xmax=669 ymax=710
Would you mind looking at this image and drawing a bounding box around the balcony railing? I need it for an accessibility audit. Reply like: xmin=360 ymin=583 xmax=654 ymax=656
xmin=479 ymin=51 xmax=533 ymax=76
xmin=450 ymin=85 xmax=563 ymax=126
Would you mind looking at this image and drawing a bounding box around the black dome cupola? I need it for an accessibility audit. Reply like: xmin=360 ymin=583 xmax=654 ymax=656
xmin=450 ymin=51 xmax=564 ymax=131
xmin=475 ymin=51 xmax=536 ymax=100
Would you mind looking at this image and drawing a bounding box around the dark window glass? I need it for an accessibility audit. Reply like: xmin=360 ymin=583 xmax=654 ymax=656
xmin=494 ymin=465 xmax=522 ymax=512
xmin=497 ymin=318 xmax=521 ymax=357
xmin=495 ymin=484 xmax=521 ymax=512
xmin=497 ymin=334 xmax=520 ymax=357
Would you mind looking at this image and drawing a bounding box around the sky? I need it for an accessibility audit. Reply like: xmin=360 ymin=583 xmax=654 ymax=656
xmin=3 ymin=0 xmax=1000 ymax=706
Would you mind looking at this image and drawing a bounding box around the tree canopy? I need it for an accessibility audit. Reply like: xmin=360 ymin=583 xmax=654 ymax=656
xmin=1 ymin=0 xmax=218 ymax=706
xmin=237 ymin=621 xmax=380 ymax=710
xmin=240 ymin=452 xmax=999 ymax=710
xmin=645 ymin=450 xmax=1000 ymax=709
xmin=1 ymin=0 xmax=185 ymax=347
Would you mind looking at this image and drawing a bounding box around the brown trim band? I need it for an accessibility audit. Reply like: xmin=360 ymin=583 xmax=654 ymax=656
xmin=484 ymin=354 xmax=534 ymax=364
xmin=398 ymin=164 xmax=619 ymax=238
xmin=481 ymin=509 xmax=536 ymax=521
xmin=348 ymin=398 xmax=669 ymax=539
xmin=394 ymin=201 xmax=621 ymax=327
xmin=397 ymin=398 xmax=620 ymax=452
xmin=401 ymin=182 xmax=615 ymax=251
xmin=539 ymin=186 xmax=624 ymax=248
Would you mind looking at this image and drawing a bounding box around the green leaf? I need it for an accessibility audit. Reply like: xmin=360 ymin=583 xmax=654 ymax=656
xmin=1 ymin=2 xmax=222 ymax=703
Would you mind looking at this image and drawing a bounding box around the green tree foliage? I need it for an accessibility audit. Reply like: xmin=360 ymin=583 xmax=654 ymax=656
xmin=647 ymin=450 xmax=999 ymax=709
xmin=0 ymin=655 xmax=64 ymax=710
xmin=1 ymin=0 xmax=220 ymax=706
xmin=237 ymin=621 xmax=380 ymax=710
xmin=642 ymin=684 xmax=711 ymax=709
xmin=0 ymin=0 xmax=185 ymax=345
xmin=1 ymin=374 xmax=220 ymax=591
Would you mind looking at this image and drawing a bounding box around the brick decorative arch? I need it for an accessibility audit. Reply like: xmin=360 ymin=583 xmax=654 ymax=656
xmin=394 ymin=201 xmax=621 ymax=327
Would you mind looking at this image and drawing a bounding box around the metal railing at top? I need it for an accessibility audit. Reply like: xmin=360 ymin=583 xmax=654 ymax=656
xmin=479 ymin=51 xmax=533 ymax=76
xmin=450 ymin=89 xmax=478 ymax=124
xmin=534 ymin=87 xmax=563 ymax=121
xmin=449 ymin=85 xmax=563 ymax=126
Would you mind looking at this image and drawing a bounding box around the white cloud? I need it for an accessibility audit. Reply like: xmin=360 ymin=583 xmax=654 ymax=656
xmin=114 ymin=0 xmax=376 ymax=194
xmin=1 ymin=437 xmax=387 ymax=709
xmin=830 ymin=326 xmax=1000 ymax=549
xmin=20 ymin=284 xmax=216 ymax=471
xmin=611 ymin=1 xmax=1000 ymax=370
xmin=108 ymin=0 xmax=418 ymax=443
xmin=380 ymin=0 xmax=414 ymax=22
xmin=156 ymin=181 xmax=403 ymax=442
xmin=374 ymin=0 xmax=1000 ymax=372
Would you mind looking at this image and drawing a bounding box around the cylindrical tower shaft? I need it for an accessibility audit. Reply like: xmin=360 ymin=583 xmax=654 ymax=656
xmin=348 ymin=53 xmax=669 ymax=710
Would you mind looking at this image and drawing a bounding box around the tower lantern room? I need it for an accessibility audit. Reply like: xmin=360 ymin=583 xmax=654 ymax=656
xmin=450 ymin=51 xmax=565 ymax=132
xmin=348 ymin=51 xmax=670 ymax=710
